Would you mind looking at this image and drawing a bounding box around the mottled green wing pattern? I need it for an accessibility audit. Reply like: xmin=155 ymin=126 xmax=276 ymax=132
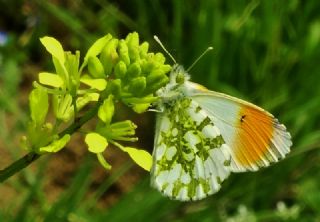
xmin=151 ymin=98 xmax=232 ymax=201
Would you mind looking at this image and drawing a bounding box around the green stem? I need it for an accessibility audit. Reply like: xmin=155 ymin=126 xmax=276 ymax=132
xmin=0 ymin=152 xmax=40 ymax=183
xmin=72 ymin=95 xmax=78 ymax=123
xmin=0 ymin=100 xmax=102 ymax=183
xmin=109 ymin=140 xmax=125 ymax=151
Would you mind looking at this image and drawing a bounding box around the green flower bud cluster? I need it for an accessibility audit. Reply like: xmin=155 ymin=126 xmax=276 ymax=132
xmin=87 ymin=32 xmax=171 ymax=113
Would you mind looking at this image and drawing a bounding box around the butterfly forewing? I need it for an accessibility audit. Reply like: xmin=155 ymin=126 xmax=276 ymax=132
xmin=190 ymin=90 xmax=292 ymax=172
xmin=151 ymin=97 xmax=232 ymax=201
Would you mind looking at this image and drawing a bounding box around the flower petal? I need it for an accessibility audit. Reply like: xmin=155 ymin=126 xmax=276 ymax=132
xmin=85 ymin=133 xmax=108 ymax=153
xmin=123 ymin=147 xmax=152 ymax=171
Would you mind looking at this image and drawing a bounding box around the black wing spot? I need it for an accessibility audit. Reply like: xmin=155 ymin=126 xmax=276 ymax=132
xmin=240 ymin=115 xmax=246 ymax=123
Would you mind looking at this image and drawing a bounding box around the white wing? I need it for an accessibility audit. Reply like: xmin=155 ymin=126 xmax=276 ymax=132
xmin=188 ymin=83 xmax=292 ymax=172
xmin=151 ymin=98 xmax=232 ymax=201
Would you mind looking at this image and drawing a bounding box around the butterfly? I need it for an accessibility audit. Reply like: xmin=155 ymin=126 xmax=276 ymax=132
xmin=150 ymin=64 xmax=292 ymax=201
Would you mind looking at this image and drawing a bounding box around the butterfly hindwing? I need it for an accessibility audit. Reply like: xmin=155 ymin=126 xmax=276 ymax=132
xmin=151 ymin=97 xmax=232 ymax=201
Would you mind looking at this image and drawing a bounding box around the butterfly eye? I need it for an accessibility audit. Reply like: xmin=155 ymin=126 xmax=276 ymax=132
xmin=176 ymin=72 xmax=185 ymax=84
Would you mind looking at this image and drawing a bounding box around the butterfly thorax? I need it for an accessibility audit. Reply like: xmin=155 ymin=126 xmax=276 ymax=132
xmin=156 ymin=65 xmax=209 ymax=112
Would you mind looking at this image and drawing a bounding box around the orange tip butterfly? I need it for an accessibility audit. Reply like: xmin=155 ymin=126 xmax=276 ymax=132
xmin=150 ymin=36 xmax=292 ymax=201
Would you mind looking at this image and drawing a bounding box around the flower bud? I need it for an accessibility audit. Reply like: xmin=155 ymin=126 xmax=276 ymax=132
xmin=126 ymin=32 xmax=139 ymax=49
xmin=100 ymin=38 xmax=119 ymax=76
xmin=98 ymin=95 xmax=114 ymax=125
xmin=65 ymin=51 xmax=81 ymax=96
xmin=118 ymin=40 xmax=130 ymax=66
xmin=53 ymin=94 xmax=73 ymax=122
xmin=128 ymin=77 xmax=146 ymax=96
xmin=145 ymin=75 xmax=169 ymax=94
xmin=126 ymin=32 xmax=140 ymax=62
xmin=146 ymin=69 xmax=166 ymax=85
xmin=132 ymin=103 xmax=151 ymax=114
xmin=109 ymin=120 xmax=137 ymax=130
xmin=140 ymin=59 xmax=156 ymax=75
xmin=127 ymin=62 xmax=141 ymax=78
xmin=29 ymin=88 xmax=49 ymax=126
xmin=160 ymin=64 xmax=172 ymax=74
xmin=104 ymin=120 xmax=138 ymax=141
xmin=139 ymin=42 xmax=149 ymax=58
xmin=107 ymin=79 xmax=121 ymax=97
xmin=88 ymin=56 xmax=105 ymax=78
xmin=154 ymin=52 xmax=166 ymax=64
xmin=114 ymin=61 xmax=127 ymax=79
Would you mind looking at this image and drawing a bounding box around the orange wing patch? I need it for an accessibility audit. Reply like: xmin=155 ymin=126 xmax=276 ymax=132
xmin=233 ymin=105 xmax=274 ymax=167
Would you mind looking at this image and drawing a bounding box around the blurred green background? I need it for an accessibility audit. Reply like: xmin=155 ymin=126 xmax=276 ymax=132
xmin=1 ymin=0 xmax=320 ymax=221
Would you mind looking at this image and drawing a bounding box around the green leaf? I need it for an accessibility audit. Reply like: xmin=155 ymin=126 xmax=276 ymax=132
xmin=80 ymin=75 xmax=107 ymax=91
xmin=39 ymin=134 xmax=70 ymax=153
xmin=123 ymin=147 xmax=152 ymax=171
xmin=98 ymin=95 xmax=114 ymax=124
xmin=97 ymin=153 xmax=112 ymax=170
xmin=85 ymin=133 xmax=108 ymax=153
xmin=40 ymin=36 xmax=65 ymax=64
xmin=39 ymin=72 xmax=64 ymax=88
xmin=29 ymin=88 xmax=49 ymax=126
xmin=82 ymin=34 xmax=112 ymax=69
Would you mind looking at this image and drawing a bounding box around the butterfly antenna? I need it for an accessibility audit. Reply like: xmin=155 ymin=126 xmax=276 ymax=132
xmin=186 ymin=47 xmax=213 ymax=72
xmin=154 ymin=35 xmax=177 ymax=64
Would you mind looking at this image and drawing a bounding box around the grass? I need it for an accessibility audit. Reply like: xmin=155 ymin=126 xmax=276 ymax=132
xmin=0 ymin=0 xmax=320 ymax=221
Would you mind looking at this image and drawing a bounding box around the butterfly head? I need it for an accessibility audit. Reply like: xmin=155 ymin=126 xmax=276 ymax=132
xmin=169 ymin=64 xmax=190 ymax=85
xmin=155 ymin=64 xmax=190 ymax=100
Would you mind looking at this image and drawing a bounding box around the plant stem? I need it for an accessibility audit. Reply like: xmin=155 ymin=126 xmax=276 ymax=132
xmin=0 ymin=152 xmax=40 ymax=183
xmin=0 ymin=100 xmax=102 ymax=183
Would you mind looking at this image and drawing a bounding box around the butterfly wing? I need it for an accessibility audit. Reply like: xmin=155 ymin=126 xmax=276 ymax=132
xmin=188 ymin=85 xmax=292 ymax=172
xmin=151 ymin=98 xmax=232 ymax=201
